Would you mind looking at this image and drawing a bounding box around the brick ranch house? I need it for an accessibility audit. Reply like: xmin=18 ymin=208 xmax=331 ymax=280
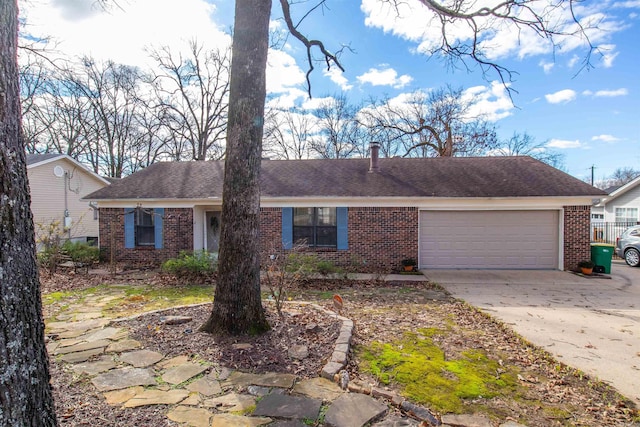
xmin=85 ymin=149 xmax=605 ymax=272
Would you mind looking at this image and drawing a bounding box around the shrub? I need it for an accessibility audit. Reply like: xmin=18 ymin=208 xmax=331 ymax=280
xmin=161 ymin=251 xmax=217 ymax=282
xmin=62 ymin=241 xmax=100 ymax=265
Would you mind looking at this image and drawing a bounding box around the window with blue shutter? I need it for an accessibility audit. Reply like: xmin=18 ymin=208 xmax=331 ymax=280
xmin=282 ymin=207 xmax=293 ymax=249
xmin=124 ymin=207 xmax=164 ymax=249
xmin=124 ymin=208 xmax=135 ymax=249
xmin=154 ymin=208 xmax=164 ymax=249
xmin=285 ymin=207 xmax=348 ymax=250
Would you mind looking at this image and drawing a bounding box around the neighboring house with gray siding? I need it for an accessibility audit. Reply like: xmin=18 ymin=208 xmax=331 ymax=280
xmin=86 ymin=149 xmax=605 ymax=272
xmin=27 ymin=154 xmax=110 ymax=245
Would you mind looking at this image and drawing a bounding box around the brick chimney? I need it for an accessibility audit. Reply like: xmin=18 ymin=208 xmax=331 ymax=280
xmin=369 ymin=142 xmax=380 ymax=173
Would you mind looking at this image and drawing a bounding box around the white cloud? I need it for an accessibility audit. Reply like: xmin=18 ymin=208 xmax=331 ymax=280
xmin=361 ymin=0 xmax=621 ymax=62
xmin=20 ymin=0 xmax=230 ymax=67
xmin=460 ymin=81 xmax=514 ymax=122
xmin=539 ymin=60 xmax=555 ymax=73
xmin=356 ymin=66 xmax=413 ymax=88
xmin=595 ymin=88 xmax=628 ymax=97
xmin=324 ymin=67 xmax=353 ymax=91
xmin=567 ymin=55 xmax=581 ymax=68
xmin=592 ymin=134 xmax=621 ymax=142
xmin=547 ymin=139 xmax=582 ymax=149
xmin=545 ymin=89 xmax=577 ymax=104
xmin=266 ymin=49 xmax=307 ymax=94
xmin=598 ymin=44 xmax=620 ymax=68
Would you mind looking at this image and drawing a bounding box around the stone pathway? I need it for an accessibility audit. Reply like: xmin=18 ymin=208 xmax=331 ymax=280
xmin=45 ymin=287 xmax=527 ymax=427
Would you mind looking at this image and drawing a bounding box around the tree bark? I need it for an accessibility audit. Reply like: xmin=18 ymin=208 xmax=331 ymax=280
xmin=0 ymin=1 xmax=58 ymax=425
xmin=199 ymin=0 xmax=271 ymax=335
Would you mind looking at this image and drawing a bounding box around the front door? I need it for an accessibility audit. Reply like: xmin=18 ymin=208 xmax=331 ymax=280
xmin=205 ymin=211 xmax=221 ymax=253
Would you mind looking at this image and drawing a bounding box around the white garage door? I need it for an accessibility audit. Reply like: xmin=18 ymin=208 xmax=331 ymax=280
xmin=419 ymin=210 xmax=559 ymax=269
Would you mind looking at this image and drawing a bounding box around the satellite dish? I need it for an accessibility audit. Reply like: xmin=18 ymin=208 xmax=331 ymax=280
xmin=53 ymin=165 xmax=65 ymax=178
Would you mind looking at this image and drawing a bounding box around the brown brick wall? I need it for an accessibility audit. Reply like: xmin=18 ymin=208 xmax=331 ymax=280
xmin=99 ymin=208 xmax=193 ymax=267
xmin=563 ymin=205 xmax=591 ymax=271
xmin=259 ymin=207 xmax=418 ymax=273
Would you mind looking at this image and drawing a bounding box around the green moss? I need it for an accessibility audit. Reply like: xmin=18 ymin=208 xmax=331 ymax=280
xmin=358 ymin=330 xmax=518 ymax=414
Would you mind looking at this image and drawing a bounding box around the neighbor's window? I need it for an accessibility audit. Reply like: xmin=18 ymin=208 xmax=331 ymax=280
xmin=135 ymin=208 xmax=155 ymax=246
xmin=293 ymin=207 xmax=337 ymax=247
xmin=615 ymin=207 xmax=638 ymax=223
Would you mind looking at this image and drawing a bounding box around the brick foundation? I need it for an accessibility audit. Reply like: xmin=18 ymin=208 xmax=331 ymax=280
xmin=563 ymin=205 xmax=591 ymax=271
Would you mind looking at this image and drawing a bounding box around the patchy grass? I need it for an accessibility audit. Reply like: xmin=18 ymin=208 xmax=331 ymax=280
xmin=103 ymin=284 xmax=213 ymax=317
xmin=359 ymin=327 xmax=519 ymax=414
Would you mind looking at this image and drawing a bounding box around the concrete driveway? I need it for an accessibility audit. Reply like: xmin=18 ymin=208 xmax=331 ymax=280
xmin=422 ymin=260 xmax=640 ymax=405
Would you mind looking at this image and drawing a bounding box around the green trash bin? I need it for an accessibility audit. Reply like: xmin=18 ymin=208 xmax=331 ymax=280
xmin=590 ymin=243 xmax=615 ymax=274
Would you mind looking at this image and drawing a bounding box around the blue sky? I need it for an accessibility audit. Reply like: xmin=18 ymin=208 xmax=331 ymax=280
xmin=20 ymin=0 xmax=640 ymax=183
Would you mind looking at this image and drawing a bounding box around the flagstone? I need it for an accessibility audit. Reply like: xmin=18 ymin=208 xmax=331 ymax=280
xmin=92 ymin=367 xmax=157 ymax=392
xmin=60 ymin=347 xmax=105 ymax=363
xmin=73 ymin=312 xmax=104 ymax=321
xmin=210 ymin=414 xmax=272 ymax=427
xmin=293 ymin=377 xmax=344 ymax=402
xmin=157 ymin=355 xmax=190 ymax=369
xmin=324 ymin=393 xmax=388 ymax=427
xmin=46 ymin=318 xmax=110 ymax=334
xmin=225 ymin=371 xmax=296 ymax=389
xmin=80 ymin=327 xmax=127 ymax=342
xmin=167 ymin=406 xmax=213 ymax=427
xmin=119 ymin=349 xmax=164 ymax=368
xmin=253 ymin=394 xmax=321 ymax=420
xmin=53 ymin=339 xmax=111 ymax=355
xmin=203 ymin=392 xmax=256 ymax=412
xmin=106 ymin=339 xmax=141 ymax=353
xmin=185 ymin=375 xmax=222 ymax=396
xmin=162 ymin=363 xmax=208 ymax=385
xmin=180 ymin=393 xmax=202 ymax=406
xmin=72 ymin=356 xmax=117 ymax=375
xmin=123 ymin=389 xmax=189 ymax=408
xmin=103 ymin=386 xmax=144 ymax=405
xmin=46 ymin=341 xmax=59 ymax=354
xmin=57 ymin=337 xmax=85 ymax=348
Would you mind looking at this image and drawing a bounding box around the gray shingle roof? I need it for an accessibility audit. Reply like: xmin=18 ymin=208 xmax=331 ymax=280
xmin=85 ymin=156 xmax=606 ymax=200
xmin=26 ymin=153 xmax=63 ymax=166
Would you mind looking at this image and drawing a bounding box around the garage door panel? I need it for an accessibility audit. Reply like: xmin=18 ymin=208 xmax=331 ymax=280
xmin=419 ymin=210 xmax=559 ymax=269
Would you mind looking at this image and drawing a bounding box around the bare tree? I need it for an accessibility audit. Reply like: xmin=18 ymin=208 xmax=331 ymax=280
xmin=148 ymin=41 xmax=230 ymax=161
xmin=362 ymin=86 xmax=497 ymax=157
xmin=494 ymin=132 xmax=565 ymax=169
xmin=263 ymin=106 xmax=315 ymax=159
xmin=595 ymin=167 xmax=640 ymax=190
xmin=202 ymin=0 xmax=595 ymax=335
xmin=1 ymin=0 xmax=58 ymax=424
xmin=310 ymin=94 xmax=368 ymax=159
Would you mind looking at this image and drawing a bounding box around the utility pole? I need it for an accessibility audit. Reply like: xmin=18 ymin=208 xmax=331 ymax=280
xmin=590 ymin=165 xmax=596 ymax=186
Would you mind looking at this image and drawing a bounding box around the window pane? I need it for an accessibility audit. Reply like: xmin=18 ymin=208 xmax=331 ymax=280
xmin=316 ymin=207 xmax=336 ymax=226
xmin=294 ymin=208 xmax=313 ymax=226
xmin=136 ymin=208 xmax=154 ymax=226
xmin=316 ymin=226 xmax=337 ymax=247
xmin=293 ymin=226 xmax=314 ymax=246
xmin=136 ymin=226 xmax=155 ymax=246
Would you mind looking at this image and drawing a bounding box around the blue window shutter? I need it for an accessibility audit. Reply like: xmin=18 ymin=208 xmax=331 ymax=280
xmin=124 ymin=208 xmax=135 ymax=249
xmin=154 ymin=208 xmax=164 ymax=249
xmin=282 ymin=207 xmax=293 ymax=249
xmin=336 ymin=207 xmax=348 ymax=250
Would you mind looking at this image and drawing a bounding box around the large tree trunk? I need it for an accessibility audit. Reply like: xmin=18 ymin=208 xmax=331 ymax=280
xmin=200 ymin=0 xmax=271 ymax=335
xmin=0 ymin=1 xmax=58 ymax=425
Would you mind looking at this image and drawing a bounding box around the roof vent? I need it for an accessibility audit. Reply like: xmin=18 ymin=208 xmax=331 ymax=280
xmin=369 ymin=142 xmax=380 ymax=173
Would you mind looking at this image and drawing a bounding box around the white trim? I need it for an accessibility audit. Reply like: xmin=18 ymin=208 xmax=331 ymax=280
xmin=595 ymin=175 xmax=640 ymax=207
xmin=28 ymin=154 xmax=111 ymax=186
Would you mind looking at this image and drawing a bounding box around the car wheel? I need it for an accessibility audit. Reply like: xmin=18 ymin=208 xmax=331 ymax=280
xmin=624 ymin=248 xmax=640 ymax=267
